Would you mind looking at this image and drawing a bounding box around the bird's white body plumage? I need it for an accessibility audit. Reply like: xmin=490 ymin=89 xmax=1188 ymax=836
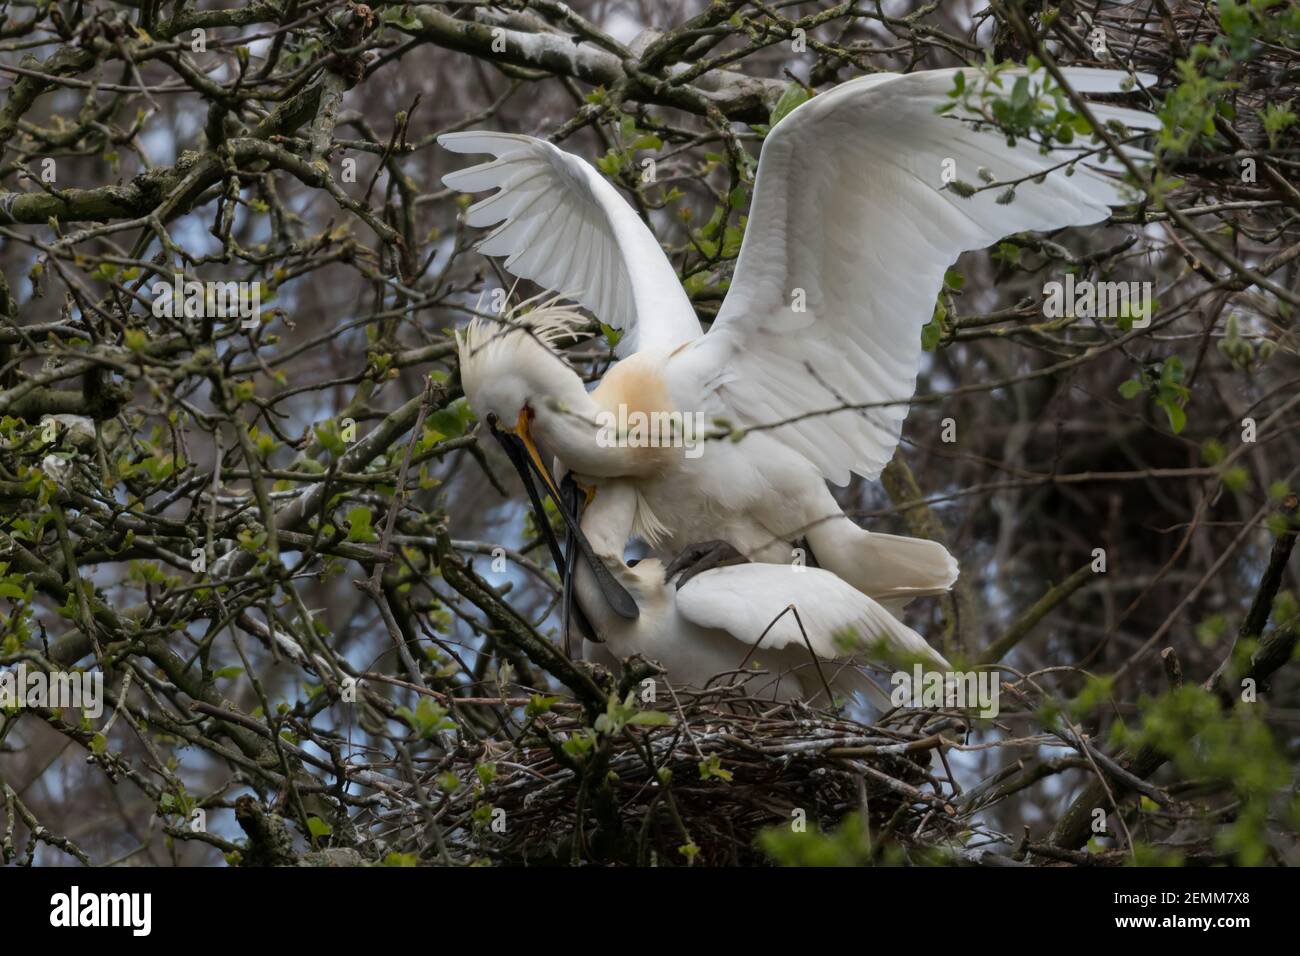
xmin=572 ymin=481 xmax=950 ymax=704
xmin=446 ymin=66 xmax=1154 ymax=678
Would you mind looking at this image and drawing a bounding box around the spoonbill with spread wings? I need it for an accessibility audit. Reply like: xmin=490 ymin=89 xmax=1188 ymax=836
xmin=446 ymin=66 xmax=1154 ymax=607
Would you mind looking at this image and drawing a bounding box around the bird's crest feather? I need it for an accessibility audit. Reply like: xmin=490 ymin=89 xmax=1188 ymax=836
xmin=457 ymin=294 xmax=589 ymax=387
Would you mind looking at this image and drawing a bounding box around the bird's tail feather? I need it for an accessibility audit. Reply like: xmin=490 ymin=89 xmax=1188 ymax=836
xmin=807 ymin=520 xmax=958 ymax=604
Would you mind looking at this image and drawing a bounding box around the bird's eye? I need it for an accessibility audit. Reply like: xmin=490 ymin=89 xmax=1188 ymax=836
xmin=627 ymin=558 xmax=641 ymax=568
xmin=485 ymin=412 xmax=499 ymax=429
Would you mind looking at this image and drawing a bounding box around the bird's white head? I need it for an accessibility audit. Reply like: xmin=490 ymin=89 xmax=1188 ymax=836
xmin=457 ymin=297 xmax=600 ymax=491
xmin=457 ymin=297 xmax=588 ymax=422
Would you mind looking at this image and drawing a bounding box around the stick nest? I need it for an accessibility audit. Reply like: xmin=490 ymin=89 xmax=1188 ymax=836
xmin=431 ymin=687 xmax=963 ymax=866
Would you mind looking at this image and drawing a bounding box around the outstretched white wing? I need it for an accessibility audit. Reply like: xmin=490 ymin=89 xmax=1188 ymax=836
xmin=695 ymin=67 xmax=1156 ymax=485
xmin=439 ymin=131 xmax=701 ymax=356
xmin=676 ymin=564 xmax=949 ymax=670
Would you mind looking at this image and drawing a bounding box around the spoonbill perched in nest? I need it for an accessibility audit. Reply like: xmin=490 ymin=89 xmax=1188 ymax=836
xmin=571 ymin=480 xmax=951 ymax=706
xmin=446 ymin=66 xmax=1154 ymax=626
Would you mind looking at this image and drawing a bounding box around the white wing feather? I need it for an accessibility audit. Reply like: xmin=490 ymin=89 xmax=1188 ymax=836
xmin=675 ymin=564 xmax=949 ymax=670
xmin=696 ymin=67 xmax=1157 ymax=485
xmin=439 ymin=131 xmax=701 ymax=356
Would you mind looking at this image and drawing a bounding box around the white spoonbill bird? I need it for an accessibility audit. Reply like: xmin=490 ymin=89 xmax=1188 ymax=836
xmin=446 ymin=67 xmax=1154 ymax=603
xmin=571 ymin=482 xmax=950 ymax=706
